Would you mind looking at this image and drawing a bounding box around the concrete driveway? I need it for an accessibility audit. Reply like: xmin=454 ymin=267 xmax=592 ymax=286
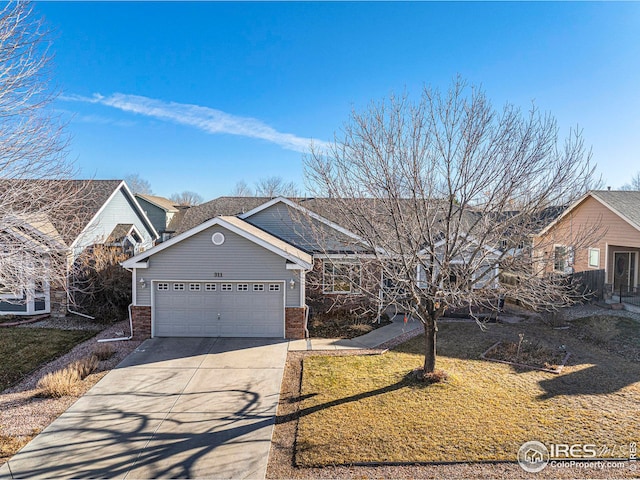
xmin=0 ymin=337 xmax=289 ymax=479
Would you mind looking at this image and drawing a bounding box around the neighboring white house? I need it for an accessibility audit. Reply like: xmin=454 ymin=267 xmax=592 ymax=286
xmin=0 ymin=180 xmax=158 ymax=316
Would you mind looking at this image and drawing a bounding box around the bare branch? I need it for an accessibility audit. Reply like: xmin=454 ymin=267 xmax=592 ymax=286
xmin=0 ymin=2 xmax=82 ymax=301
xmin=303 ymin=78 xmax=597 ymax=376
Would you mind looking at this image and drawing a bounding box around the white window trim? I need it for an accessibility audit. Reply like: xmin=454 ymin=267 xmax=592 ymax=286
xmin=322 ymin=259 xmax=362 ymax=294
xmin=173 ymin=283 xmax=185 ymax=291
xmin=588 ymin=248 xmax=600 ymax=269
xmin=553 ymin=244 xmax=573 ymax=274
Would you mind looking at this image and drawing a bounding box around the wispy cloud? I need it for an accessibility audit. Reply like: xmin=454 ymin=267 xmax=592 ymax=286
xmin=61 ymin=93 xmax=329 ymax=153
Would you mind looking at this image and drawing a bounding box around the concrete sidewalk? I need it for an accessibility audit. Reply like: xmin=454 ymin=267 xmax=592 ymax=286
xmin=288 ymin=315 xmax=422 ymax=351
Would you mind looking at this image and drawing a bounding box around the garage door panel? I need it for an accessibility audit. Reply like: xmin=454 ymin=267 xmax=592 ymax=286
xmin=154 ymin=281 xmax=284 ymax=338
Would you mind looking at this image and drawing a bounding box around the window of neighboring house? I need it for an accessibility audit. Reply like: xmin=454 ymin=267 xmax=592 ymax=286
xmin=446 ymin=263 xmax=472 ymax=289
xmin=553 ymin=245 xmax=573 ymax=273
xmin=416 ymin=265 xmax=430 ymax=289
xmin=588 ymin=248 xmax=600 ymax=268
xmin=205 ymin=283 xmax=216 ymax=291
xmin=501 ymin=239 xmax=525 ymax=251
xmin=173 ymin=283 xmax=185 ymax=291
xmin=237 ymin=284 xmax=249 ymax=292
xmin=157 ymin=283 xmax=169 ymax=291
xmin=554 ymin=246 xmax=566 ymax=272
xmin=253 ymin=284 xmax=265 ymax=292
xmin=269 ymin=283 xmax=281 ymax=292
xmin=189 ymin=283 xmax=201 ymax=291
xmin=323 ymin=260 xmax=362 ymax=294
xmin=221 ymin=283 xmax=233 ymax=292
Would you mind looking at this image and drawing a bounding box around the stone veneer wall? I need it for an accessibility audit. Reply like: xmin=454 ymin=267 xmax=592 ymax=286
xmin=50 ymin=289 xmax=67 ymax=318
xmin=285 ymin=307 xmax=306 ymax=339
xmin=131 ymin=305 xmax=152 ymax=340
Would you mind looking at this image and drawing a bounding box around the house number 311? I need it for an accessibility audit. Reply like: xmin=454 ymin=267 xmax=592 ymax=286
xmin=213 ymin=272 xmax=223 ymax=278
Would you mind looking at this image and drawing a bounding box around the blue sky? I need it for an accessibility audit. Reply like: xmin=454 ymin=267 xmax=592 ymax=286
xmin=35 ymin=1 xmax=640 ymax=200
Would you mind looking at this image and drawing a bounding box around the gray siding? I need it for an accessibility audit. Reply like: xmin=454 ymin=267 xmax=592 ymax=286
xmin=136 ymin=197 xmax=169 ymax=233
xmin=247 ymin=203 xmax=361 ymax=253
xmin=136 ymin=225 xmax=301 ymax=307
xmin=75 ymin=188 xmax=156 ymax=252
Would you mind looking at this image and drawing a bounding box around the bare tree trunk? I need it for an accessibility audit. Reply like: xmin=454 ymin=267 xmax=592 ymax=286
xmin=423 ymin=320 xmax=437 ymax=374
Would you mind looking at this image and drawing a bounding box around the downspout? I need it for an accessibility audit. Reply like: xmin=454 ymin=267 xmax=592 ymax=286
xmin=302 ymin=267 xmax=312 ymax=338
xmin=98 ymin=303 xmax=134 ymax=343
xmin=68 ymin=308 xmax=95 ymax=319
xmin=304 ymin=304 xmax=310 ymax=339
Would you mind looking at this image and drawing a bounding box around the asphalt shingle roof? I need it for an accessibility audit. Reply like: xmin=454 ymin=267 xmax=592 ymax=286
xmin=135 ymin=194 xmax=179 ymax=213
xmin=0 ymin=179 xmax=124 ymax=245
xmin=591 ymin=190 xmax=640 ymax=230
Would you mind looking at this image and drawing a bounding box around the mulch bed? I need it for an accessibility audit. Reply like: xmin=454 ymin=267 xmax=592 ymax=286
xmin=307 ymin=318 xmax=392 ymax=339
xmin=481 ymin=341 xmax=571 ymax=374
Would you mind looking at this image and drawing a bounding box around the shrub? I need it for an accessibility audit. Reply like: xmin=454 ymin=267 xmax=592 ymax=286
xmin=69 ymin=355 xmax=99 ymax=379
xmin=37 ymin=355 xmax=99 ymax=398
xmin=584 ymin=318 xmax=620 ymax=345
xmin=92 ymin=343 xmax=116 ymax=361
xmin=540 ymin=310 xmax=567 ymax=327
xmin=72 ymin=245 xmax=132 ymax=322
xmin=37 ymin=367 xmax=81 ymax=397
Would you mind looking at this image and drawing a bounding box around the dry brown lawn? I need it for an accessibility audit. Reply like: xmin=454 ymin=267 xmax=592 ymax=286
xmin=268 ymin=314 xmax=640 ymax=479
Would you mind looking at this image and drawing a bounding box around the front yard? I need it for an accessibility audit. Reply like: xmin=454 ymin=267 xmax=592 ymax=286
xmin=0 ymin=327 xmax=96 ymax=391
xmin=292 ymin=315 xmax=639 ymax=470
xmin=0 ymin=319 xmax=141 ymax=466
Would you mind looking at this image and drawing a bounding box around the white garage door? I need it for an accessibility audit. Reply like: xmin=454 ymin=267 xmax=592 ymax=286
xmin=153 ymin=281 xmax=285 ymax=337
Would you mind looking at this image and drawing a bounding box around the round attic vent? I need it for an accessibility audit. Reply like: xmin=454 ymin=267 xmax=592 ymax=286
xmin=211 ymin=232 xmax=225 ymax=245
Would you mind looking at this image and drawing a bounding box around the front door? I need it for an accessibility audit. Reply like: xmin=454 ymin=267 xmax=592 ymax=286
xmin=613 ymin=252 xmax=636 ymax=292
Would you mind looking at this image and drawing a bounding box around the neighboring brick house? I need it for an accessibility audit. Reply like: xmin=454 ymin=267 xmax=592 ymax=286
xmin=534 ymin=190 xmax=640 ymax=295
xmin=0 ymin=180 xmax=158 ymax=316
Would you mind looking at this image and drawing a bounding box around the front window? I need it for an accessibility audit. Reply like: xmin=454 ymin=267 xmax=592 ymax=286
xmin=588 ymin=248 xmax=600 ymax=268
xmin=554 ymin=245 xmax=573 ymax=273
xmin=323 ymin=260 xmax=362 ymax=294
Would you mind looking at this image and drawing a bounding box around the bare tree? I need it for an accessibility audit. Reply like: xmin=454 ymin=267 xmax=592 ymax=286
xmin=72 ymin=244 xmax=131 ymax=320
xmin=254 ymin=176 xmax=298 ymax=197
xmin=170 ymin=190 xmax=203 ymax=206
xmin=229 ymin=180 xmax=253 ymax=197
xmin=620 ymin=172 xmax=640 ymax=191
xmin=305 ymin=79 xmax=596 ymax=379
xmin=0 ymin=2 xmax=83 ymax=301
xmin=124 ymin=174 xmax=153 ymax=194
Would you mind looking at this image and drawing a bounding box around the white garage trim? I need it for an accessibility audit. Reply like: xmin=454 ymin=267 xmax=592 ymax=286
xmin=150 ymin=279 xmax=286 ymax=338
